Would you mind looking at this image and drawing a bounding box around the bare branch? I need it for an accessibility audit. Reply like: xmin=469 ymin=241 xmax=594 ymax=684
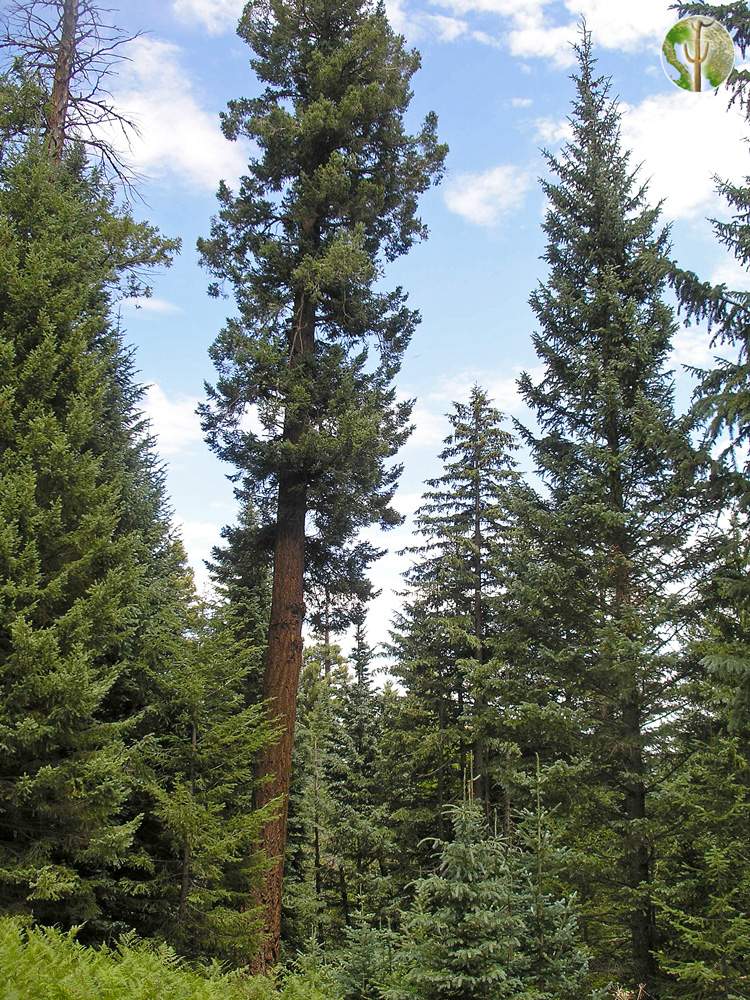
xmin=0 ymin=0 xmax=143 ymax=185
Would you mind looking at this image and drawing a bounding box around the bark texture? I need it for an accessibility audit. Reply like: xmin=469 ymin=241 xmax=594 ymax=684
xmin=47 ymin=0 xmax=79 ymax=159
xmin=250 ymin=293 xmax=315 ymax=972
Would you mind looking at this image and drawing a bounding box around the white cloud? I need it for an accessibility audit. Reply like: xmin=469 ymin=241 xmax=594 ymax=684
xmin=172 ymin=0 xmax=243 ymax=34
xmin=508 ymin=22 xmax=578 ymax=66
xmin=121 ymin=296 xmax=182 ymax=315
xmin=109 ymin=37 xmax=247 ymax=191
xmin=621 ymin=92 xmax=750 ymax=220
xmin=363 ymin=532 xmax=411 ymax=649
xmin=534 ymin=115 xmax=573 ymax=144
xmin=432 ymin=0 xmax=549 ymax=19
xmin=429 ymin=0 xmax=675 ymax=64
xmin=386 ymin=0 xmax=411 ymax=33
xmin=564 ymin=0 xmax=672 ymax=51
xmin=142 ymin=383 xmax=203 ymax=457
xmin=406 ymin=403 xmax=450 ymax=449
xmin=510 ymin=96 xmax=534 ymax=108
xmin=671 ymin=326 xmax=714 ymax=370
xmin=712 ymin=257 xmax=750 ymax=291
xmin=444 ymin=164 xmax=532 ymax=226
xmin=428 ymin=365 xmax=542 ymax=414
xmin=177 ymin=518 xmax=222 ymax=595
xmin=171 ymin=0 xmax=674 ymax=64
xmin=430 ymin=13 xmax=470 ymax=41
xmin=388 ymin=0 xmax=500 ymax=45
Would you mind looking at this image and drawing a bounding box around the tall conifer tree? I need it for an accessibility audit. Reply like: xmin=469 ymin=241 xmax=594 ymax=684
xmin=0 ymin=141 xmax=176 ymax=929
xmin=198 ymin=0 xmax=446 ymax=965
xmin=517 ymin=31 xmax=701 ymax=989
xmin=670 ymin=3 xmax=750 ymax=729
xmin=388 ymin=387 xmax=524 ymax=864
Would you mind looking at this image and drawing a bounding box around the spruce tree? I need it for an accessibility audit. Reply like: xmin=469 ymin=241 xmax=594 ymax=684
xmin=513 ymin=767 xmax=591 ymax=1000
xmin=283 ymin=644 xmax=347 ymax=948
xmin=653 ymin=732 xmax=750 ymax=999
xmin=198 ymin=0 xmax=446 ymax=964
xmin=670 ymin=3 xmax=750 ymax=730
xmin=0 ymin=141 xmax=176 ymax=929
xmin=401 ymin=800 xmax=526 ymax=1000
xmin=283 ymin=626 xmax=394 ymax=950
xmin=335 ymin=917 xmax=398 ymax=1000
xmin=516 ymin=31 xmax=702 ymax=989
xmin=206 ymin=488 xmax=271 ymax=708
xmin=325 ymin=608 xmax=392 ymax=928
xmin=145 ymin=599 xmax=275 ymax=965
xmin=387 ymin=388 xmax=525 ymax=868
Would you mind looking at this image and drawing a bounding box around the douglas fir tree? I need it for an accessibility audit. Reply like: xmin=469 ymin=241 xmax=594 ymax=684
xmin=198 ymin=0 xmax=446 ymax=965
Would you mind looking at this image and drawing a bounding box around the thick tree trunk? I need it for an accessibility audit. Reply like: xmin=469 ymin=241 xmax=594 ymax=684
xmin=250 ymin=290 xmax=315 ymax=972
xmin=250 ymin=477 xmax=306 ymax=970
xmin=47 ymin=0 xmax=79 ymax=160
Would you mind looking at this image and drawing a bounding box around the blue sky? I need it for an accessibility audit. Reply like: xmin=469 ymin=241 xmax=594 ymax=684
xmin=105 ymin=0 xmax=749 ymax=652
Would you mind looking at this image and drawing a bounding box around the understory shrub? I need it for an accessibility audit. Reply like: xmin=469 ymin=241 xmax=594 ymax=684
xmin=0 ymin=919 xmax=340 ymax=1000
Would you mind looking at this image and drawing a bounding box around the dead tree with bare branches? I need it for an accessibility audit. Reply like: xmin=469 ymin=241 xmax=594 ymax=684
xmin=1 ymin=0 xmax=138 ymax=179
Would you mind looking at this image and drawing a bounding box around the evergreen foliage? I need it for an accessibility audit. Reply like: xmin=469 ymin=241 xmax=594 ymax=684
xmin=401 ymin=800 xmax=526 ymax=1000
xmin=197 ymin=0 xmax=447 ymax=959
xmin=3 ymin=3 xmax=750 ymax=997
xmin=653 ymin=733 xmax=750 ymax=998
xmin=198 ymin=0 xmax=447 ymax=542
xmin=284 ymin=648 xmax=346 ymax=946
xmin=144 ymin=608 xmax=276 ymax=965
xmin=334 ymin=918 xmax=399 ymax=1000
xmin=284 ymin=633 xmax=392 ymax=950
xmin=0 ymin=73 xmax=275 ymax=963
xmin=515 ymin=30 xmax=702 ymax=988
xmin=0 ymin=140 xmax=176 ymax=930
xmin=398 ymin=796 xmax=589 ymax=1000
xmin=387 ymin=388 xmax=525 ymax=870
xmin=513 ymin=768 xmax=590 ymax=1000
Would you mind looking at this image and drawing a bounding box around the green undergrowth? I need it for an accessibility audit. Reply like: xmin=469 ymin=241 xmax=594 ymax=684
xmin=0 ymin=919 xmax=340 ymax=1000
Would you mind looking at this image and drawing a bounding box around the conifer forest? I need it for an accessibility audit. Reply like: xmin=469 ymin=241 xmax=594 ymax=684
xmin=1 ymin=0 xmax=750 ymax=997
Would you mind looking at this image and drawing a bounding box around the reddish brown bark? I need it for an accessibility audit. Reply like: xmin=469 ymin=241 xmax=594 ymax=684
xmin=47 ymin=0 xmax=79 ymax=160
xmin=250 ymin=290 xmax=315 ymax=973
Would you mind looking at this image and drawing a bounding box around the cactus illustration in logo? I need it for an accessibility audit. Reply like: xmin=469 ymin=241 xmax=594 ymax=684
xmin=662 ymin=16 xmax=735 ymax=92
